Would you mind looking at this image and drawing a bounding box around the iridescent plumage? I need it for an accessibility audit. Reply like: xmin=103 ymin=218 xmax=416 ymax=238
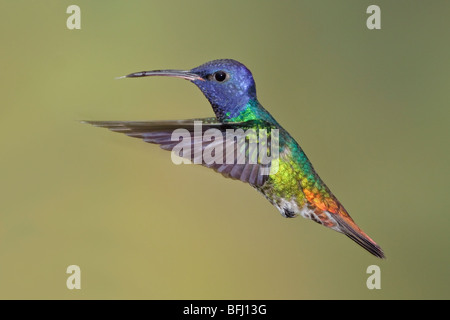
xmin=85 ymin=59 xmax=385 ymax=258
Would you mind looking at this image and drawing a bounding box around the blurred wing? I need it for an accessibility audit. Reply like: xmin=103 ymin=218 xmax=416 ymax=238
xmin=84 ymin=118 xmax=276 ymax=187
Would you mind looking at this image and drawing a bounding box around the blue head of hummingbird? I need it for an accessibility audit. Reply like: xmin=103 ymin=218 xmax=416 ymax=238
xmin=124 ymin=59 xmax=259 ymax=122
xmin=88 ymin=59 xmax=385 ymax=258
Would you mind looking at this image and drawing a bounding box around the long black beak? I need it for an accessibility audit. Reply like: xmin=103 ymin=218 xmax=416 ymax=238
xmin=117 ymin=69 xmax=204 ymax=81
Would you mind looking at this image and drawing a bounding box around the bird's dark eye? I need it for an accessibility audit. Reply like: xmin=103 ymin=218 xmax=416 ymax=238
xmin=213 ymin=71 xmax=228 ymax=82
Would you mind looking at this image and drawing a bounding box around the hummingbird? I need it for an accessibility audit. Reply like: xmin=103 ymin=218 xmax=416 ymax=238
xmin=85 ymin=59 xmax=385 ymax=258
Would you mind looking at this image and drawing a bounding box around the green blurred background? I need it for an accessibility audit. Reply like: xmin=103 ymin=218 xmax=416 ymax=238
xmin=0 ymin=0 xmax=449 ymax=299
